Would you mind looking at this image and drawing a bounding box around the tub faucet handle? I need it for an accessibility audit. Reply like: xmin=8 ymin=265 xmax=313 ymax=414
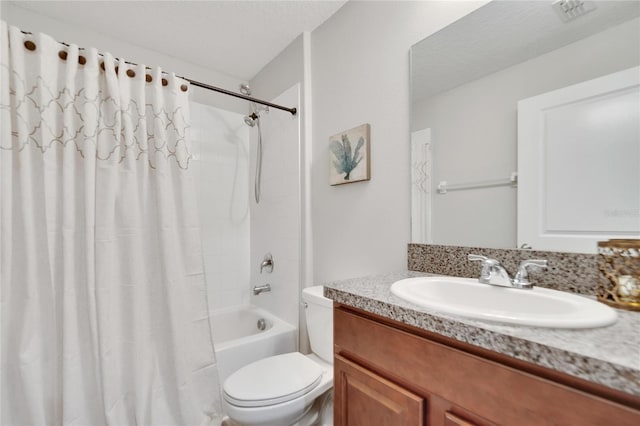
xmin=260 ymin=253 xmax=274 ymax=274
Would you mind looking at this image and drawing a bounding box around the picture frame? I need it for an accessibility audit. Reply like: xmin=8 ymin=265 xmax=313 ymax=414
xmin=329 ymin=123 xmax=371 ymax=185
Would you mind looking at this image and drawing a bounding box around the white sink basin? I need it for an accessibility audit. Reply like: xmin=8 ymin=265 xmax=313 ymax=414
xmin=390 ymin=277 xmax=617 ymax=328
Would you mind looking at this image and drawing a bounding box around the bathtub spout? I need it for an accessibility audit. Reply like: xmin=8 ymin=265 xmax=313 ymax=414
xmin=253 ymin=283 xmax=271 ymax=295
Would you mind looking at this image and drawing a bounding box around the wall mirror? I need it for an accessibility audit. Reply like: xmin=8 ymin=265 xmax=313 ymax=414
xmin=410 ymin=0 xmax=640 ymax=253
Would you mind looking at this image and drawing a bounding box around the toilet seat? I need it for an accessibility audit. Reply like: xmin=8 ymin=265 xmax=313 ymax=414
xmin=223 ymin=352 xmax=324 ymax=408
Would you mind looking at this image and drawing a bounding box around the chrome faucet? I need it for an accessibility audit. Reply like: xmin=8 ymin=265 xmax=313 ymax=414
xmin=468 ymin=254 xmax=512 ymax=287
xmin=260 ymin=253 xmax=274 ymax=274
xmin=253 ymin=283 xmax=271 ymax=295
xmin=468 ymin=254 xmax=547 ymax=289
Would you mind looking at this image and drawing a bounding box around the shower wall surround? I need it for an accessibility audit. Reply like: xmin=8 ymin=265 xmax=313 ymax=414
xmin=408 ymin=243 xmax=599 ymax=295
xmin=250 ymin=85 xmax=302 ymax=331
xmin=249 ymin=34 xmax=312 ymax=352
xmin=191 ymin=102 xmax=250 ymax=310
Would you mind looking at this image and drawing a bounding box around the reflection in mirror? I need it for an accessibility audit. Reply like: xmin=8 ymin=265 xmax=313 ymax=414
xmin=410 ymin=0 xmax=640 ymax=253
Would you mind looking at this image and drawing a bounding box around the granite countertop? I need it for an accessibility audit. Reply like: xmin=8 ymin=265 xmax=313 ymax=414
xmin=323 ymin=271 xmax=640 ymax=397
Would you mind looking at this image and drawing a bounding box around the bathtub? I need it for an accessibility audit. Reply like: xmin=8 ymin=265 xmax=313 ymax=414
xmin=210 ymin=305 xmax=297 ymax=385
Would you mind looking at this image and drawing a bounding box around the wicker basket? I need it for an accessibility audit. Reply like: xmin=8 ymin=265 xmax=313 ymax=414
xmin=597 ymin=239 xmax=640 ymax=311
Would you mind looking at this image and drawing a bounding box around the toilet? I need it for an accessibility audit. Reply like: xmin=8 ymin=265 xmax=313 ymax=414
xmin=222 ymin=286 xmax=334 ymax=426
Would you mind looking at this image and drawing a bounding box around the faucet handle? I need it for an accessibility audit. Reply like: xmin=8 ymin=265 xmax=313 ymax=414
xmin=260 ymin=253 xmax=274 ymax=274
xmin=468 ymin=254 xmax=500 ymax=283
xmin=468 ymin=254 xmax=502 ymax=267
xmin=513 ymin=259 xmax=548 ymax=288
xmin=520 ymin=259 xmax=548 ymax=268
xmin=468 ymin=254 xmax=487 ymax=262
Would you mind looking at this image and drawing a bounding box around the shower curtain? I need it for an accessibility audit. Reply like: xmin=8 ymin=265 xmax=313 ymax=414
xmin=0 ymin=23 xmax=221 ymax=425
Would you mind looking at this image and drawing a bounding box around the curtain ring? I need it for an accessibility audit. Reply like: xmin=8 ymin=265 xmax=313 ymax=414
xmin=126 ymin=69 xmax=135 ymax=78
xmin=145 ymin=74 xmax=152 ymax=83
xmin=78 ymin=56 xmax=86 ymax=65
xmin=58 ymin=50 xmax=68 ymax=61
xmin=24 ymin=40 xmax=36 ymax=51
xmin=162 ymin=78 xmax=168 ymax=87
xmin=180 ymin=84 xmax=188 ymax=92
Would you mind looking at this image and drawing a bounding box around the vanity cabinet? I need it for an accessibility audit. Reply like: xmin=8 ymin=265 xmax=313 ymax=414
xmin=333 ymin=305 xmax=640 ymax=426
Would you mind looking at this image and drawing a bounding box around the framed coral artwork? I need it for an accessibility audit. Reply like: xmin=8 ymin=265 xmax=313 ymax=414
xmin=329 ymin=123 xmax=371 ymax=185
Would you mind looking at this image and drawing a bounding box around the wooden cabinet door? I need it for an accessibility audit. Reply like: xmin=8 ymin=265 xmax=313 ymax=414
xmin=334 ymin=355 xmax=424 ymax=426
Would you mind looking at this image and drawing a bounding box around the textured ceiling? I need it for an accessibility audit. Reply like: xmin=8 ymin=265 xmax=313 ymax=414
xmin=412 ymin=0 xmax=640 ymax=102
xmin=8 ymin=0 xmax=347 ymax=80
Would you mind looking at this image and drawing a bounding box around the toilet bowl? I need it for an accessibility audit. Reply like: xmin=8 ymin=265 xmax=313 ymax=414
xmin=222 ymin=286 xmax=333 ymax=426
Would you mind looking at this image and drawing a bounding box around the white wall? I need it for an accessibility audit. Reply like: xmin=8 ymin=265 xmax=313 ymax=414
xmin=191 ymin=103 xmax=250 ymax=311
xmin=248 ymin=85 xmax=301 ymax=331
xmin=1 ymin=2 xmax=247 ymax=113
xmin=412 ymin=17 xmax=640 ymax=249
xmin=250 ymin=34 xmax=305 ymax=103
xmin=310 ymin=1 xmax=487 ymax=284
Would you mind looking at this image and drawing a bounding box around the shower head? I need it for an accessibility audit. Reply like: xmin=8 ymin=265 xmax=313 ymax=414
xmin=244 ymin=112 xmax=259 ymax=127
xmin=239 ymin=83 xmax=252 ymax=96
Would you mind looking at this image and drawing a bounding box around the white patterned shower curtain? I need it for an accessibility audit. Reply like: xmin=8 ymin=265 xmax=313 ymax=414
xmin=0 ymin=23 xmax=221 ymax=425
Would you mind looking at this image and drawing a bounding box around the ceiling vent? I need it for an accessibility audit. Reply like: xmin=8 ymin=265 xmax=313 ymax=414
xmin=552 ymin=0 xmax=597 ymax=22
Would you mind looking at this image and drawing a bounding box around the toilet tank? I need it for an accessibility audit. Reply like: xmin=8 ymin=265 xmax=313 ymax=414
xmin=302 ymin=286 xmax=334 ymax=364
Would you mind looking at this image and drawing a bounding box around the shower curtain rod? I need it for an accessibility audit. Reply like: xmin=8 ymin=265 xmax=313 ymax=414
xmin=184 ymin=79 xmax=297 ymax=115
xmin=18 ymin=29 xmax=298 ymax=116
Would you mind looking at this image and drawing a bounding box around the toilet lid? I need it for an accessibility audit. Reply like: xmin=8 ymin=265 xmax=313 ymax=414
xmin=223 ymin=352 xmax=323 ymax=408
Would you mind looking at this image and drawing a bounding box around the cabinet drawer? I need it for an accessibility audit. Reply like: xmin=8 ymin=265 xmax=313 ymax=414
xmin=334 ymin=306 xmax=640 ymax=426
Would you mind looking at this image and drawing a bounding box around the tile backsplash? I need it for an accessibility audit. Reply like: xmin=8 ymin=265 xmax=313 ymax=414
xmin=408 ymin=244 xmax=598 ymax=295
